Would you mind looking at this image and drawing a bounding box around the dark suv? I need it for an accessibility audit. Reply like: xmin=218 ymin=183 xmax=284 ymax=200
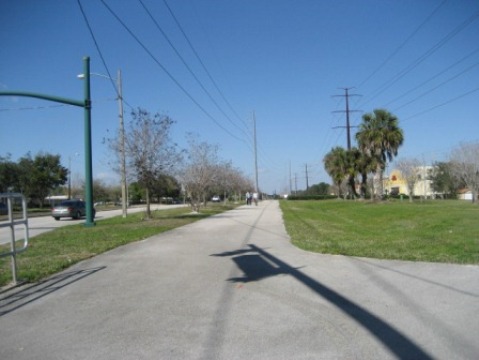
xmin=51 ymin=200 xmax=95 ymax=220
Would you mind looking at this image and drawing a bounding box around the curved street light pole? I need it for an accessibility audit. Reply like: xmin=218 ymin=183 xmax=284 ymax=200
xmin=0 ymin=56 xmax=96 ymax=227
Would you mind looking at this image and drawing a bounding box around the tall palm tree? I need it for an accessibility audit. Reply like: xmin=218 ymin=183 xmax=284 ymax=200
xmin=356 ymin=150 xmax=377 ymax=199
xmin=356 ymin=109 xmax=404 ymax=198
xmin=324 ymin=146 xmax=348 ymax=198
xmin=345 ymin=147 xmax=362 ymax=199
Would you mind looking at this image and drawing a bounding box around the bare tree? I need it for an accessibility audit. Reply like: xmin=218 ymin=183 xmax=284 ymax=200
xmin=450 ymin=142 xmax=479 ymax=204
xmin=180 ymin=136 xmax=220 ymax=212
xmin=214 ymin=163 xmax=252 ymax=203
xmin=396 ymin=158 xmax=421 ymax=202
xmin=124 ymin=108 xmax=181 ymax=218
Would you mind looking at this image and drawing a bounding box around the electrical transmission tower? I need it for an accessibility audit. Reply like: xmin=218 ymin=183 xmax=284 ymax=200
xmin=332 ymin=87 xmax=361 ymax=150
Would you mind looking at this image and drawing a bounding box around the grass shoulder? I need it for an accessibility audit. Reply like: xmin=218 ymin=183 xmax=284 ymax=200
xmin=0 ymin=203 xmax=237 ymax=287
xmin=280 ymin=199 xmax=479 ymax=264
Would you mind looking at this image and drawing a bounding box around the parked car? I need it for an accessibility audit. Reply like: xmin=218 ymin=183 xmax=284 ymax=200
xmin=0 ymin=203 xmax=8 ymax=215
xmin=211 ymin=195 xmax=221 ymax=202
xmin=51 ymin=200 xmax=95 ymax=220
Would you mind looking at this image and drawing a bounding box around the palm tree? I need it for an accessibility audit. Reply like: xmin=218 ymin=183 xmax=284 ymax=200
xmin=324 ymin=147 xmax=348 ymax=198
xmin=356 ymin=150 xmax=377 ymax=199
xmin=345 ymin=147 xmax=363 ymax=199
xmin=356 ymin=109 xmax=404 ymax=198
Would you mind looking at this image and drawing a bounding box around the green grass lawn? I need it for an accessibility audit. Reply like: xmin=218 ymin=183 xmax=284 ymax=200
xmin=0 ymin=204 xmax=237 ymax=287
xmin=280 ymin=199 xmax=479 ymax=264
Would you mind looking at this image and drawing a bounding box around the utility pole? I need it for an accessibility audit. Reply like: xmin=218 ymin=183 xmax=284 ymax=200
xmin=289 ymin=160 xmax=292 ymax=195
xmin=305 ymin=163 xmax=309 ymax=191
xmin=253 ymin=111 xmax=259 ymax=194
xmin=117 ymin=69 xmax=127 ymax=218
xmin=68 ymin=156 xmax=72 ymax=200
xmin=332 ymin=87 xmax=361 ymax=150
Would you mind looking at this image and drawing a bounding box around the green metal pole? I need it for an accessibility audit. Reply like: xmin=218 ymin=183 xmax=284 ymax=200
xmin=83 ymin=56 xmax=95 ymax=227
xmin=0 ymin=57 xmax=96 ymax=227
xmin=0 ymin=91 xmax=83 ymax=107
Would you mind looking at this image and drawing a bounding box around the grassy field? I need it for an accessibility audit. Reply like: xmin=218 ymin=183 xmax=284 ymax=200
xmin=280 ymin=199 xmax=479 ymax=264
xmin=0 ymin=204 xmax=236 ymax=287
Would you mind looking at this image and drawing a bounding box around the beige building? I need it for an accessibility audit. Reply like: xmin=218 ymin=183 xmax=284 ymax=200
xmin=384 ymin=166 xmax=434 ymax=197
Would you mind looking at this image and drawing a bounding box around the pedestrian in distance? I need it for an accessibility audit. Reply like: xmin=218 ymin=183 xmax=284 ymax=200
xmin=253 ymin=192 xmax=258 ymax=206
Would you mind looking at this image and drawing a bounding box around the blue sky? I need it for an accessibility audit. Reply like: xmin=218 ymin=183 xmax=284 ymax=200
xmin=1 ymin=0 xmax=478 ymax=194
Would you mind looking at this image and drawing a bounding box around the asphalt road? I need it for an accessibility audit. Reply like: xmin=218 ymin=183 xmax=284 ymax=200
xmin=0 ymin=204 xmax=186 ymax=245
xmin=0 ymin=200 xmax=478 ymax=359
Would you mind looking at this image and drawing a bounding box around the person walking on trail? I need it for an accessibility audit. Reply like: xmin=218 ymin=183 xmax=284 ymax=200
xmin=245 ymin=192 xmax=251 ymax=205
xmin=253 ymin=192 xmax=258 ymax=206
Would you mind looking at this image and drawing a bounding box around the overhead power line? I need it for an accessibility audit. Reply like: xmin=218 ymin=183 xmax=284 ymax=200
xmin=144 ymin=1 xmax=281 ymax=170
xmin=403 ymin=87 xmax=479 ymax=121
xmin=77 ymin=0 xmax=134 ymax=110
xmin=161 ymin=0 xmax=250 ymax=132
xmin=98 ymin=0 xmax=245 ymax=143
xmin=362 ymin=9 xmax=479 ymax=107
xmin=394 ymin=60 xmax=479 ymax=111
xmin=358 ymin=0 xmax=447 ymax=89
xmin=138 ymin=0 xmax=251 ymax=141
xmin=77 ymin=1 xmax=117 ymax=96
xmin=385 ymin=46 xmax=479 ymax=107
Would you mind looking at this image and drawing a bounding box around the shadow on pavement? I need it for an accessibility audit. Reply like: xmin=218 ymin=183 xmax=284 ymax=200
xmin=0 ymin=266 xmax=106 ymax=316
xmin=213 ymin=244 xmax=433 ymax=360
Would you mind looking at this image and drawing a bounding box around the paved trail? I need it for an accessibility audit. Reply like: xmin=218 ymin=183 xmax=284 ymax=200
xmin=1 ymin=200 xmax=478 ymax=359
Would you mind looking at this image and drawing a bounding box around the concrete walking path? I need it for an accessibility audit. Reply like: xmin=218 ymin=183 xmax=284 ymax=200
xmin=0 ymin=200 xmax=478 ymax=359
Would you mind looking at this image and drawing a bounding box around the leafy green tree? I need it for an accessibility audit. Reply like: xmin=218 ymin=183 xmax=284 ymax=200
xmin=128 ymin=182 xmax=145 ymax=204
xmin=304 ymin=182 xmax=330 ymax=196
xmin=150 ymin=174 xmax=181 ymax=202
xmin=430 ymin=161 xmax=462 ymax=198
xmin=0 ymin=154 xmax=20 ymax=193
xmin=17 ymin=152 xmax=68 ymax=207
xmin=356 ymin=109 xmax=404 ymax=198
xmin=91 ymin=179 xmax=111 ymax=203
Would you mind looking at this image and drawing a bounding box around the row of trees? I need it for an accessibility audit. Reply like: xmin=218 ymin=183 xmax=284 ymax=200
xmin=109 ymin=108 xmax=253 ymax=216
xmin=1 ymin=108 xmax=253 ymax=213
xmin=0 ymin=153 xmax=180 ymax=208
xmin=180 ymin=136 xmax=253 ymax=212
xmin=324 ymin=109 xmax=404 ymax=199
